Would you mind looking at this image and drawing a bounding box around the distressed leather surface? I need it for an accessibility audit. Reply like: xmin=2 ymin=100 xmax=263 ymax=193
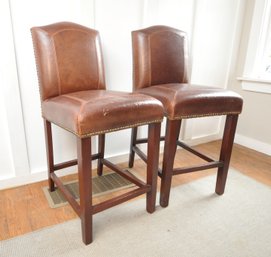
xmin=137 ymin=83 xmax=242 ymax=119
xmin=31 ymin=22 xmax=163 ymax=137
xmin=132 ymin=25 xmax=243 ymax=119
xmin=42 ymin=90 xmax=163 ymax=137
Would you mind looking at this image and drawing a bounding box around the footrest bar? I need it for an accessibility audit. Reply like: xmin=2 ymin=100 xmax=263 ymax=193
xmin=133 ymin=146 xmax=147 ymax=164
xmin=51 ymin=173 xmax=80 ymax=215
xmin=173 ymin=161 xmax=223 ymax=175
xmin=102 ymin=159 xmax=146 ymax=188
xmin=54 ymin=153 xmax=101 ymax=171
xmin=93 ymin=186 xmax=150 ymax=214
xmin=177 ymin=140 xmax=215 ymax=162
xmin=54 ymin=159 xmax=78 ymax=171
xmin=136 ymin=136 xmax=165 ymax=145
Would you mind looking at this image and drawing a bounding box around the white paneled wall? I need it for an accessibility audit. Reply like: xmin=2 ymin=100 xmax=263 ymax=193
xmin=0 ymin=93 xmax=15 ymax=179
xmin=144 ymin=0 xmax=195 ymax=33
xmin=0 ymin=0 xmax=243 ymax=188
xmin=186 ymin=0 xmax=242 ymax=142
xmin=191 ymin=0 xmax=240 ymax=86
xmin=0 ymin=0 xmax=30 ymax=181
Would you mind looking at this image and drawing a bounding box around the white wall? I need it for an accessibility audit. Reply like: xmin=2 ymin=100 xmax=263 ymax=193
xmin=0 ymin=0 xmax=245 ymax=189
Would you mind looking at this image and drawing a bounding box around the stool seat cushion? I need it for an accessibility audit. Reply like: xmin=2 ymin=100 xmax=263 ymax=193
xmin=137 ymin=83 xmax=243 ymax=120
xmin=42 ymin=90 xmax=163 ymax=137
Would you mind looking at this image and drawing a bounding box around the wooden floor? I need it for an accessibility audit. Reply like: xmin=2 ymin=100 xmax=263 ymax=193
xmin=0 ymin=140 xmax=270 ymax=241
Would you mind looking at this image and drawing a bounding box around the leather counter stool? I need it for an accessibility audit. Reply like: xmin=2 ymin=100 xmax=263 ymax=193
xmin=128 ymin=25 xmax=243 ymax=207
xmin=31 ymin=22 xmax=163 ymax=245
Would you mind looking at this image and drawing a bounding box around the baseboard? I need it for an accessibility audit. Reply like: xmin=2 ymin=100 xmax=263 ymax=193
xmin=182 ymin=133 xmax=221 ymax=146
xmin=0 ymin=166 xmax=77 ymax=190
xmin=235 ymin=134 xmax=271 ymax=156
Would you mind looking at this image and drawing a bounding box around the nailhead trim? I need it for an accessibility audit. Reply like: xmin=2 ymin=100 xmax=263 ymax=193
xmin=43 ymin=117 xmax=163 ymax=138
xmin=168 ymin=111 xmax=241 ymax=120
xmin=44 ymin=111 xmax=240 ymax=137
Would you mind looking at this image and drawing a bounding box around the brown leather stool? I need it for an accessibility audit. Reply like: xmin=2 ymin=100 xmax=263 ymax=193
xmin=129 ymin=25 xmax=243 ymax=207
xmin=31 ymin=22 xmax=163 ymax=245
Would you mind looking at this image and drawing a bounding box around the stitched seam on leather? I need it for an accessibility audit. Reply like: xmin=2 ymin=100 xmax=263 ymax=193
xmin=77 ymin=100 xmax=88 ymax=136
xmin=50 ymin=27 xmax=97 ymax=94
xmin=50 ymin=28 xmax=95 ymax=37
xmin=132 ymin=34 xmax=137 ymax=91
xmin=147 ymin=36 xmax=152 ymax=87
xmin=51 ymin=27 xmax=101 ymax=91
xmin=31 ymin=29 xmax=44 ymax=112
xmin=95 ymin=37 xmax=101 ymax=89
xmin=86 ymin=35 xmax=100 ymax=89
xmin=166 ymin=111 xmax=241 ymax=120
xmin=182 ymin=36 xmax=189 ymax=83
xmin=62 ymin=94 xmax=88 ymax=135
xmin=42 ymin=118 xmax=163 ymax=138
xmin=172 ymin=88 xmax=178 ymax=118
xmin=147 ymin=29 xmax=187 ymax=86
xmin=50 ymin=37 xmax=62 ymax=96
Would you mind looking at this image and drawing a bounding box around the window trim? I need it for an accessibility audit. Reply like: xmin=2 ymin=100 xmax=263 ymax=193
xmin=240 ymin=0 xmax=271 ymax=94
xmin=237 ymin=77 xmax=271 ymax=94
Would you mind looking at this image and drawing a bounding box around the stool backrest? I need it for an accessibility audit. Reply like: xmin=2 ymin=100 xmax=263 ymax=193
xmin=132 ymin=25 xmax=189 ymax=90
xmin=31 ymin=22 xmax=106 ymax=101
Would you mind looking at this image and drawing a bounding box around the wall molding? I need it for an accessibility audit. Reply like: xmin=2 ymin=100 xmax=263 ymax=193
xmin=237 ymin=77 xmax=271 ymax=94
xmin=183 ymin=133 xmax=221 ymax=146
xmin=235 ymin=134 xmax=271 ymax=156
xmin=0 ymin=166 xmax=74 ymax=190
xmin=0 ymin=0 xmax=30 ymax=177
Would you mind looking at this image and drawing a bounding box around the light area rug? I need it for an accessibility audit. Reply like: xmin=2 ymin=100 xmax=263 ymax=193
xmin=1 ymin=169 xmax=271 ymax=257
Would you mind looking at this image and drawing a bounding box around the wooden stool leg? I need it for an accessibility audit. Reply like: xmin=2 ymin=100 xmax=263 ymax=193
xmin=215 ymin=114 xmax=239 ymax=195
xmin=44 ymin=119 xmax=55 ymax=192
xmin=77 ymin=137 xmax=93 ymax=245
xmin=160 ymin=119 xmax=181 ymax=207
xmin=146 ymin=123 xmax=161 ymax=213
xmin=97 ymin=134 xmax=105 ymax=176
xmin=129 ymin=127 xmax=138 ymax=168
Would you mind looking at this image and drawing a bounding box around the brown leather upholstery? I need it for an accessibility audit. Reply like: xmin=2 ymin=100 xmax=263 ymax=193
xmin=129 ymin=25 xmax=243 ymax=208
xmin=31 ymin=22 xmax=163 ymax=245
xmin=31 ymin=22 xmax=163 ymax=137
xmin=132 ymin=25 xmax=243 ymax=118
xmin=31 ymin=22 xmax=106 ymax=101
xmin=137 ymin=83 xmax=242 ymax=120
xmin=42 ymin=90 xmax=163 ymax=137
xmin=132 ymin=26 xmax=189 ymax=89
